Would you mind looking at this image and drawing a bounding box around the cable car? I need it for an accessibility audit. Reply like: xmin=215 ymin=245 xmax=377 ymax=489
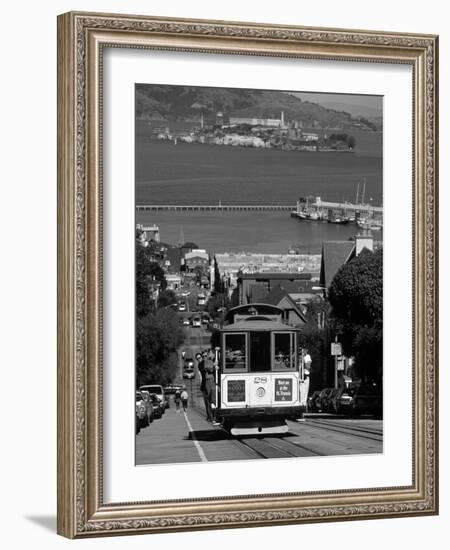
xmin=212 ymin=304 xmax=308 ymax=436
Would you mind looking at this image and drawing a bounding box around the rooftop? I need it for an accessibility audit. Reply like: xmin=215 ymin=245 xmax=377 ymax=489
xmin=320 ymin=241 xmax=356 ymax=289
xmin=238 ymin=272 xmax=313 ymax=280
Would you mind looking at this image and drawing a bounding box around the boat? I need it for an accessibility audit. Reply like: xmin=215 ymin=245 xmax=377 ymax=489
xmin=357 ymin=218 xmax=383 ymax=231
xmin=328 ymin=216 xmax=349 ymax=225
xmin=294 ymin=196 xmax=327 ymax=222
xmin=297 ymin=210 xmax=326 ymax=221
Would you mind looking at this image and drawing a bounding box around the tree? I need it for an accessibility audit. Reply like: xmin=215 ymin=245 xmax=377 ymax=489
xmin=207 ymin=292 xmax=230 ymax=320
xmin=328 ymin=248 xmax=383 ymax=383
xmin=157 ymin=289 xmax=178 ymax=309
xmin=136 ymin=308 xmax=186 ymax=386
xmin=297 ymin=297 xmax=330 ymax=388
xmin=136 ymin=237 xmax=167 ymax=317
xmin=347 ymin=135 xmax=356 ymax=149
xmin=135 ymin=234 xmax=184 ymax=387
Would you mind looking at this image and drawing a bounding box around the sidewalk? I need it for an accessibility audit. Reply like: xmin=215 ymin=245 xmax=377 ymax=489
xmin=136 ymin=402 xmax=216 ymax=465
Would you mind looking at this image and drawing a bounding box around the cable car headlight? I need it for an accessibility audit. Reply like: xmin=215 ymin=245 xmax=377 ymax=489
xmin=256 ymin=387 xmax=266 ymax=398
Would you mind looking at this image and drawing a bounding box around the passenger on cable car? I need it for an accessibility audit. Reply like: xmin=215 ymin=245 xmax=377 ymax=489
xmin=198 ymin=352 xmax=215 ymax=422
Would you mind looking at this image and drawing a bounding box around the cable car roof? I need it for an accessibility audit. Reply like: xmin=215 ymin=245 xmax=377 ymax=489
xmin=221 ymin=319 xmax=299 ymax=332
xmin=225 ymin=303 xmax=284 ymax=323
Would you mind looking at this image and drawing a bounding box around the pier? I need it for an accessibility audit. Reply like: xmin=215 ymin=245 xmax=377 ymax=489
xmin=136 ymin=204 xmax=295 ymax=212
xmin=317 ymin=200 xmax=382 ymax=214
xmin=136 ymin=202 xmax=382 ymax=214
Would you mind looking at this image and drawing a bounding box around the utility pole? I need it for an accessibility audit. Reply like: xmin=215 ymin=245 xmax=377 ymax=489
xmin=331 ymin=336 xmax=342 ymax=389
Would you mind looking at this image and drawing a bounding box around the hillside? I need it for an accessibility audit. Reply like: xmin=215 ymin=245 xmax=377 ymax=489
xmin=135 ymin=85 xmax=379 ymax=130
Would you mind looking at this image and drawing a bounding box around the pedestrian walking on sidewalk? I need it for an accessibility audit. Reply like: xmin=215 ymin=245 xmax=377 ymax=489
xmin=181 ymin=386 xmax=189 ymax=412
xmin=174 ymin=388 xmax=181 ymax=412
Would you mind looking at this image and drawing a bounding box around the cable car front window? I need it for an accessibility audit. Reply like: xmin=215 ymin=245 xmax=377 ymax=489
xmin=273 ymin=332 xmax=295 ymax=370
xmin=224 ymin=333 xmax=247 ymax=371
xmin=249 ymin=331 xmax=271 ymax=372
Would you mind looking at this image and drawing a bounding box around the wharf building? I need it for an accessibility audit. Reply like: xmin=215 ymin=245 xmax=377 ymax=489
xmin=136 ymin=223 xmax=161 ymax=244
xmin=214 ymin=252 xmax=322 ymax=296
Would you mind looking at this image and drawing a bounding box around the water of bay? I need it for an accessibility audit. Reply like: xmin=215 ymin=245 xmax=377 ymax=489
xmin=135 ymin=210 xmax=382 ymax=255
xmin=135 ymin=131 xmax=383 ymax=253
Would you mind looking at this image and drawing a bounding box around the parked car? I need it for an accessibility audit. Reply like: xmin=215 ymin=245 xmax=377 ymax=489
xmin=182 ymin=317 xmax=190 ymax=326
xmin=335 ymin=384 xmax=359 ymax=414
xmin=307 ymin=390 xmax=322 ymax=412
xmin=326 ymin=388 xmax=342 ymax=413
xmin=201 ymin=314 xmax=211 ymax=325
xmin=139 ymin=390 xmax=155 ymax=424
xmin=148 ymin=393 xmax=163 ymax=419
xmin=317 ymin=388 xmax=334 ymax=413
xmin=164 ymin=384 xmax=182 ymax=395
xmin=352 ymin=384 xmax=383 ymax=417
xmin=192 ymin=316 xmax=201 ymax=328
xmin=178 ymin=302 xmax=187 ymax=312
xmin=135 ymin=391 xmax=147 ymax=431
xmin=140 ymin=384 xmax=168 ymax=411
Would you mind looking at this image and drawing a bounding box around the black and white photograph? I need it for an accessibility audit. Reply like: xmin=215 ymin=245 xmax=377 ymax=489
xmin=134 ymin=84 xmax=383 ymax=465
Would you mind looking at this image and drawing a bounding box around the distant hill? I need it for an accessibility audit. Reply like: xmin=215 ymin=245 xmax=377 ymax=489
xmin=136 ymin=85 xmax=379 ymax=130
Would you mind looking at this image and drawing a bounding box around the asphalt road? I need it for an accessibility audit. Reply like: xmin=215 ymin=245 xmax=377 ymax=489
xmin=136 ymin=405 xmax=383 ymax=465
xmin=177 ymin=322 xmax=211 ymax=384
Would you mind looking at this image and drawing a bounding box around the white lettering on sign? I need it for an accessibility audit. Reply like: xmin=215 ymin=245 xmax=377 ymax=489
xmin=274 ymin=378 xmax=293 ymax=401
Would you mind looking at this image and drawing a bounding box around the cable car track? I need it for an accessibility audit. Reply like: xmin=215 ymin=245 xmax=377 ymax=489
xmin=306 ymin=418 xmax=383 ymax=436
xmin=264 ymin=435 xmax=326 ymax=457
xmin=230 ymin=433 xmax=325 ymax=459
xmin=224 ymin=419 xmax=382 ymax=459
xmin=303 ymin=419 xmax=383 ymax=442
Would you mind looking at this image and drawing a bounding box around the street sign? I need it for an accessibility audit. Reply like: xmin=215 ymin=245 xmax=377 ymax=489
xmin=331 ymin=342 xmax=342 ymax=356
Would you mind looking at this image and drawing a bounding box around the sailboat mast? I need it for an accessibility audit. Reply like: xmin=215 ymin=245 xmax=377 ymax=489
xmin=361 ymin=178 xmax=366 ymax=205
xmin=356 ymin=182 xmax=360 ymax=205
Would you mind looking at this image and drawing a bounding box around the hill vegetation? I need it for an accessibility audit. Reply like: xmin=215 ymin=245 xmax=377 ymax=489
xmin=136 ymin=85 xmax=379 ymax=130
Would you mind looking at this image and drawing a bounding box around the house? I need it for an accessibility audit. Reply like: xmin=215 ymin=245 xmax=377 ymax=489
xmin=319 ymin=232 xmax=375 ymax=292
xmin=184 ymin=249 xmax=209 ymax=272
xmin=264 ymin=285 xmax=307 ymax=326
xmin=319 ymin=241 xmax=356 ymax=291
xmin=164 ymin=247 xmax=182 ymax=274
xmin=165 ymin=273 xmax=182 ymax=291
xmin=237 ymin=272 xmax=314 ymax=305
xmin=271 ymin=279 xmax=323 ymax=306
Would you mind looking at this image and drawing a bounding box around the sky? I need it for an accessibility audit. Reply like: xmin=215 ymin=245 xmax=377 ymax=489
xmin=290 ymin=92 xmax=383 ymax=118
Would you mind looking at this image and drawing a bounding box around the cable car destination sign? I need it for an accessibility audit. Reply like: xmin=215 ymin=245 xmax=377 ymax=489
xmin=274 ymin=378 xmax=293 ymax=401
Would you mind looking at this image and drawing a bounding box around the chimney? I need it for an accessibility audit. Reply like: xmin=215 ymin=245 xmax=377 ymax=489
xmin=355 ymin=229 xmax=374 ymax=255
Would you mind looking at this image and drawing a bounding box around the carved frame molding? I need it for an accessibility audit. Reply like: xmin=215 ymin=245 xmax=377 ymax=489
xmin=57 ymin=12 xmax=438 ymax=538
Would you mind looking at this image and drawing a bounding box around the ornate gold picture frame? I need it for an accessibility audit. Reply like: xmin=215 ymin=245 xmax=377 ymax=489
xmin=57 ymin=11 xmax=438 ymax=538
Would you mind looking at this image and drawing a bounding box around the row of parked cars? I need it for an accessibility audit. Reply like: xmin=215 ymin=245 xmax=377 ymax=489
xmin=307 ymin=383 xmax=382 ymax=417
xmin=135 ymin=384 xmax=169 ymax=434
xmin=136 ymin=383 xmax=185 ymax=434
